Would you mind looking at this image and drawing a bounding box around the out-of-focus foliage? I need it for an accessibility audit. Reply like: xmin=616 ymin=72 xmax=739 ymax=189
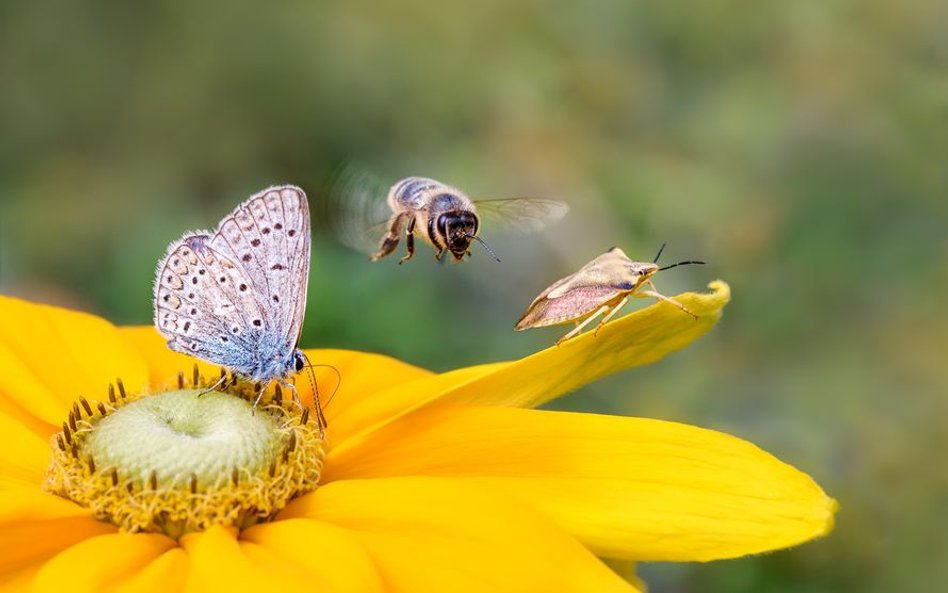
xmin=1 ymin=1 xmax=945 ymax=591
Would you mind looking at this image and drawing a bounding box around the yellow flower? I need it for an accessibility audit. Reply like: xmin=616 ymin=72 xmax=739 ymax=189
xmin=0 ymin=281 xmax=835 ymax=592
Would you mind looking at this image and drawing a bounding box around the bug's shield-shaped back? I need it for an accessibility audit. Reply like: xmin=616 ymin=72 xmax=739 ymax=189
xmin=515 ymin=248 xmax=636 ymax=329
xmin=153 ymin=186 xmax=310 ymax=380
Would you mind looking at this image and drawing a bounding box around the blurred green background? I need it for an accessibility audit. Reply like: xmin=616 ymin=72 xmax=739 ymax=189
xmin=1 ymin=0 xmax=946 ymax=591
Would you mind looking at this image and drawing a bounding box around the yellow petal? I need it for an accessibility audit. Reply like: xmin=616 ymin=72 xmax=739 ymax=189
xmin=180 ymin=525 xmax=309 ymax=593
xmin=0 ymin=412 xmax=51 ymax=489
xmin=0 ymin=344 xmax=59 ymax=437
xmin=326 ymin=405 xmax=836 ymax=562
xmin=31 ymin=533 xmax=178 ymax=593
xmin=0 ymin=297 xmax=149 ymax=426
xmin=0 ymin=489 xmax=116 ymax=579
xmin=331 ymin=282 xmax=729 ymax=455
xmin=118 ymin=326 xmax=221 ymax=391
xmin=243 ymin=518 xmax=384 ymax=593
xmin=299 ymin=348 xmax=431 ymax=423
xmin=280 ymin=477 xmax=638 ymax=593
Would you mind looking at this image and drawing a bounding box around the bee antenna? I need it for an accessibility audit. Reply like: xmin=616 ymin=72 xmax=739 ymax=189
xmin=653 ymin=243 xmax=667 ymax=263
xmin=658 ymin=260 xmax=706 ymax=272
xmin=465 ymin=234 xmax=501 ymax=262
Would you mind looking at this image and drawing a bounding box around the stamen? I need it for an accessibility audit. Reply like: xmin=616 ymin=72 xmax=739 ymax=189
xmin=43 ymin=366 xmax=326 ymax=539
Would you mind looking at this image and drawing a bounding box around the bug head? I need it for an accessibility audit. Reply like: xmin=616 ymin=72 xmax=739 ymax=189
xmin=437 ymin=210 xmax=479 ymax=260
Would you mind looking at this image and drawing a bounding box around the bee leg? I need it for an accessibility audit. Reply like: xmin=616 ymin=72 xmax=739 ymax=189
xmin=638 ymin=280 xmax=697 ymax=318
xmin=371 ymin=213 xmax=408 ymax=261
xmin=434 ymin=247 xmax=446 ymax=262
xmin=399 ymin=217 xmax=416 ymax=265
xmin=593 ymin=296 xmax=630 ymax=335
xmin=556 ymin=305 xmax=610 ymax=346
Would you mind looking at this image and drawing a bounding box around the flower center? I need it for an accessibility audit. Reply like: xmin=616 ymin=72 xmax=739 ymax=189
xmin=43 ymin=368 xmax=325 ymax=539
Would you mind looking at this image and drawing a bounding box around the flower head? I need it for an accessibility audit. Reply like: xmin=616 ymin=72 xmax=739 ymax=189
xmin=0 ymin=281 xmax=835 ymax=592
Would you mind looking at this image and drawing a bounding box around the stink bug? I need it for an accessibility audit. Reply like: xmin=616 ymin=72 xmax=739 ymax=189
xmin=514 ymin=245 xmax=705 ymax=345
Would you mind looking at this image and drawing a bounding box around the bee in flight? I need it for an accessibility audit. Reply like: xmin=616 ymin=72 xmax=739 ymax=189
xmin=322 ymin=168 xmax=568 ymax=264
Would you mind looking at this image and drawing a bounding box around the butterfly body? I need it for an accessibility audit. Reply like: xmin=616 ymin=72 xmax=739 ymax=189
xmin=154 ymin=185 xmax=311 ymax=386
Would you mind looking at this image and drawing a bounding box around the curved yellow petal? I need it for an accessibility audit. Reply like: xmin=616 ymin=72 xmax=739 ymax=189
xmin=180 ymin=525 xmax=308 ymax=593
xmin=118 ymin=326 xmax=222 ymax=391
xmin=31 ymin=533 xmax=178 ymax=593
xmin=279 ymin=477 xmax=639 ymax=593
xmin=0 ymin=297 xmax=149 ymax=426
xmin=299 ymin=348 xmax=431 ymax=423
xmin=243 ymin=518 xmax=384 ymax=593
xmin=0 ymin=489 xmax=116 ymax=578
xmin=0 ymin=412 xmax=51 ymax=489
xmin=326 ymin=405 xmax=836 ymax=562
xmin=331 ymin=282 xmax=729 ymax=455
xmin=0 ymin=344 xmax=59 ymax=438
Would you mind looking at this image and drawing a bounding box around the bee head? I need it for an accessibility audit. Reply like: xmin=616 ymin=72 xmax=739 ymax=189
xmin=437 ymin=211 xmax=479 ymax=259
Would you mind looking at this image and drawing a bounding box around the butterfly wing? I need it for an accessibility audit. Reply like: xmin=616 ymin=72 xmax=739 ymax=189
xmin=207 ymin=186 xmax=311 ymax=349
xmin=154 ymin=235 xmax=270 ymax=373
xmin=153 ymin=186 xmax=311 ymax=377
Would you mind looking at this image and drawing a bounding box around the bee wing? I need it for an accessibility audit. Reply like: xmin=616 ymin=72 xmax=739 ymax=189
xmin=473 ymin=198 xmax=569 ymax=233
xmin=316 ymin=163 xmax=396 ymax=254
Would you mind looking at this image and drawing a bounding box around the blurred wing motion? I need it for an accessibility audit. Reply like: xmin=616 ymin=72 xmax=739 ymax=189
xmin=317 ymin=163 xmax=394 ymax=254
xmin=473 ymin=197 xmax=569 ymax=233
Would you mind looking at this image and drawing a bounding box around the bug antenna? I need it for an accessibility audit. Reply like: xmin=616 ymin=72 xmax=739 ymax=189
xmin=299 ymin=352 xmax=329 ymax=431
xmin=303 ymin=363 xmax=343 ymax=410
xmin=653 ymin=243 xmax=667 ymax=263
xmin=466 ymin=234 xmax=501 ymax=262
xmin=658 ymin=260 xmax=706 ymax=271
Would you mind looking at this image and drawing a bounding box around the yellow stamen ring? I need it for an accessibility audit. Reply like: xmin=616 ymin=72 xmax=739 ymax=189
xmin=43 ymin=368 xmax=324 ymax=539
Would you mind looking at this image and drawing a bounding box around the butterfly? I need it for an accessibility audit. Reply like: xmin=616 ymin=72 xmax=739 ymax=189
xmin=153 ymin=185 xmax=321 ymax=423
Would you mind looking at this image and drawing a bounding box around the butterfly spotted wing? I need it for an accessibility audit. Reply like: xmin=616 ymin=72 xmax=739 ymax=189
xmin=153 ymin=186 xmax=311 ymax=381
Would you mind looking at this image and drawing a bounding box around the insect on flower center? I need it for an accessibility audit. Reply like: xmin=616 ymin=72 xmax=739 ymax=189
xmin=42 ymin=367 xmax=325 ymax=539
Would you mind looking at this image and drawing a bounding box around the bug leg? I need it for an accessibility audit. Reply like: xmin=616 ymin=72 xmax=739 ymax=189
xmin=196 ymin=372 xmax=228 ymax=397
xmin=399 ymin=217 xmax=416 ymax=264
xmin=556 ymin=305 xmax=610 ymax=345
xmin=371 ymin=213 xmax=408 ymax=261
xmin=638 ymin=280 xmax=697 ymax=318
xmin=251 ymin=381 xmax=271 ymax=415
xmin=593 ymin=296 xmax=630 ymax=335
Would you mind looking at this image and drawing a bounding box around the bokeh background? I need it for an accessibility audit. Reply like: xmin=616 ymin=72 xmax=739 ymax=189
xmin=2 ymin=1 xmax=946 ymax=591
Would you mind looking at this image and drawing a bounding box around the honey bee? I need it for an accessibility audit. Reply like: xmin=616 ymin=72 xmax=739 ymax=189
xmin=515 ymin=245 xmax=705 ymax=344
xmin=322 ymin=168 xmax=568 ymax=264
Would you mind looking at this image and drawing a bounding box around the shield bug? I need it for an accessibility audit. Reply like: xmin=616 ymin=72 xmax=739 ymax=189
xmin=514 ymin=245 xmax=705 ymax=345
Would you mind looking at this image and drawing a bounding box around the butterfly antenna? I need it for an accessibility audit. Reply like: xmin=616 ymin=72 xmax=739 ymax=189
xmin=465 ymin=234 xmax=501 ymax=262
xmin=299 ymin=352 xmax=329 ymax=432
xmin=652 ymin=243 xmax=667 ymax=263
xmin=303 ymin=363 xmax=342 ymax=410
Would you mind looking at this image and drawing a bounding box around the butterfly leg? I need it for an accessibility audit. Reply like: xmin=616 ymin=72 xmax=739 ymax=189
xmin=371 ymin=213 xmax=408 ymax=261
xmin=637 ymin=280 xmax=697 ymax=318
xmin=251 ymin=381 xmax=272 ymax=414
xmin=398 ymin=216 xmax=416 ymax=265
xmin=593 ymin=295 xmax=630 ymax=335
xmin=196 ymin=372 xmax=228 ymax=397
xmin=556 ymin=304 xmax=610 ymax=345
